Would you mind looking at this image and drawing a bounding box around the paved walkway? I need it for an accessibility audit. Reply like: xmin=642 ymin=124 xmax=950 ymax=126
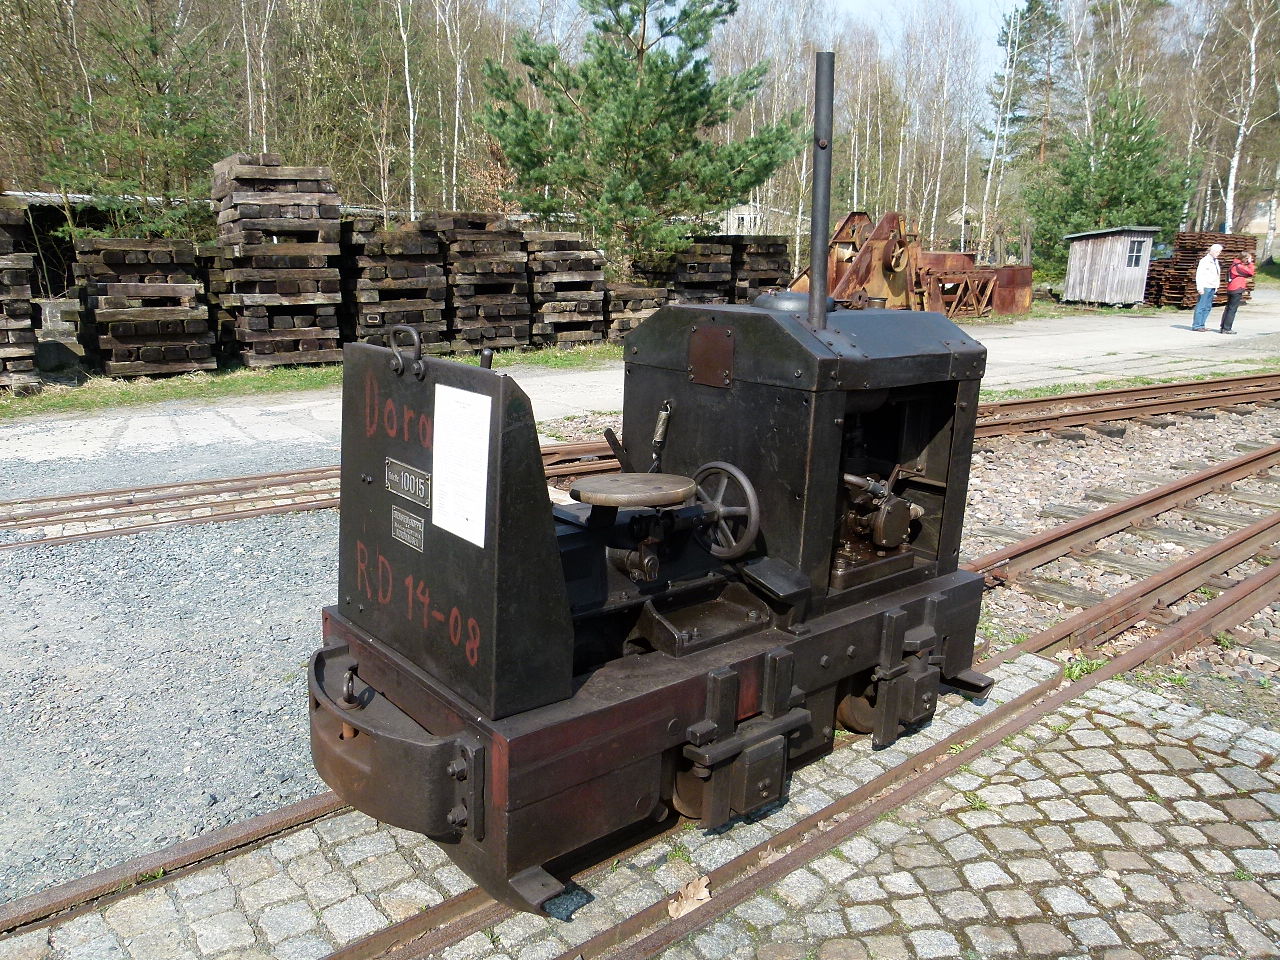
xmin=974 ymin=287 xmax=1280 ymax=390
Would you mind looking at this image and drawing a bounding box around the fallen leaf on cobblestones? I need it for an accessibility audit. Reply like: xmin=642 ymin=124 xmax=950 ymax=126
xmin=668 ymin=875 xmax=710 ymax=918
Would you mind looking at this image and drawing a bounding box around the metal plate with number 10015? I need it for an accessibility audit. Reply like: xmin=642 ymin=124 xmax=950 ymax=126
xmin=385 ymin=457 xmax=432 ymax=508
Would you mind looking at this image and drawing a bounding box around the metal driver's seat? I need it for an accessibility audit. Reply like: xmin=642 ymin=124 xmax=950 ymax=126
xmin=569 ymin=473 xmax=696 ymax=509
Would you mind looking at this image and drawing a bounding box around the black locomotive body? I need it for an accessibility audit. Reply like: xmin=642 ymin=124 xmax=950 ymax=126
xmin=308 ymin=290 xmax=992 ymax=913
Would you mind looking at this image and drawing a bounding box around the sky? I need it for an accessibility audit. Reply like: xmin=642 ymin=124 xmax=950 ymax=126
xmin=829 ymin=0 xmax=1022 ymax=76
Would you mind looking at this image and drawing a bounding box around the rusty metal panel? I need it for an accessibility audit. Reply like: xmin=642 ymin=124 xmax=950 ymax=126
xmin=688 ymin=323 xmax=735 ymax=387
xmin=993 ymin=265 xmax=1033 ymax=315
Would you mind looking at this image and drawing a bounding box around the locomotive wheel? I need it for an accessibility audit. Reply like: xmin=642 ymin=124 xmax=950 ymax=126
xmin=693 ymin=461 xmax=761 ymax=560
xmin=837 ymin=690 xmax=876 ymax=734
xmin=672 ymin=767 xmax=706 ymax=820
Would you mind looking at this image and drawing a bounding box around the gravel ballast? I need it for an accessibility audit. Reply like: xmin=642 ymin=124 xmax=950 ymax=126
xmin=4 ymin=405 xmax=1280 ymax=906
xmin=0 ymin=511 xmax=336 ymax=903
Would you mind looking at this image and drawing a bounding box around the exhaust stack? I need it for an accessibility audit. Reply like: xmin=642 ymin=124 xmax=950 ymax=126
xmin=807 ymin=51 xmax=835 ymax=331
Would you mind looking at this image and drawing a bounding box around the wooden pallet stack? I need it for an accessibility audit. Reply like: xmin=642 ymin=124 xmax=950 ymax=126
xmin=0 ymin=195 xmax=37 ymax=392
xmin=343 ymin=219 xmax=448 ymax=350
xmin=606 ymin=285 xmax=669 ymax=340
xmin=74 ymin=239 xmax=215 ymax=377
xmin=432 ymin=212 xmax=530 ymax=353
xmin=1150 ymin=232 xmax=1257 ymax=308
xmin=695 ymin=235 xmax=792 ymax=302
xmin=526 ymin=232 xmax=608 ymax=346
xmin=212 ymin=153 xmax=344 ymax=366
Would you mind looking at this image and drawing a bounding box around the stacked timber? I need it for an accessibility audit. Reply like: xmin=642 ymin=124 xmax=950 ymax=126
xmin=1144 ymin=258 xmax=1171 ymax=305
xmin=635 ymin=242 xmax=734 ymax=303
xmin=432 ymin=212 xmax=530 ymax=354
xmin=212 ymin=153 xmax=344 ymax=366
xmin=526 ymin=232 xmax=608 ymax=347
xmin=343 ymin=219 xmax=448 ymax=350
xmin=1150 ymin=232 xmax=1257 ymax=308
xmin=695 ymin=235 xmax=791 ymax=302
xmin=606 ymin=285 xmax=669 ymax=340
xmin=0 ymin=196 xmax=37 ymax=392
xmin=74 ymin=239 xmax=215 ymax=377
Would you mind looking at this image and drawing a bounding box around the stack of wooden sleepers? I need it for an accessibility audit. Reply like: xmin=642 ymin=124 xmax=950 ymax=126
xmin=74 ymin=239 xmax=215 ymax=377
xmin=695 ymin=235 xmax=791 ymax=302
xmin=0 ymin=194 xmax=38 ymax=393
xmin=526 ymin=232 xmax=608 ymax=346
xmin=344 ymin=219 xmax=448 ymax=350
xmin=1143 ymin=258 xmax=1170 ymax=305
xmin=432 ymin=212 xmax=530 ymax=353
xmin=635 ymin=242 xmax=735 ymax=303
xmin=1147 ymin=232 xmax=1257 ymax=308
xmin=212 ymin=153 xmax=344 ymax=366
xmin=606 ymin=285 xmax=669 ymax=341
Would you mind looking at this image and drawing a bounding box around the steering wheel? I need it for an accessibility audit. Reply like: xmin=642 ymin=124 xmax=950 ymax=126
xmin=693 ymin=461 xmax=761 ymax=560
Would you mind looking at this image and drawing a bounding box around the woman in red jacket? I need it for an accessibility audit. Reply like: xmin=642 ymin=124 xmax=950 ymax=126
xmin=1220 ymin=253 xmax=1255 ymax=334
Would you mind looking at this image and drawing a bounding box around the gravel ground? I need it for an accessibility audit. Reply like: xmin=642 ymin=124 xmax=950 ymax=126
xmin=4 ymin=404 xmax=1280 ymax=908
xmin=0 ymin=511 xmax=336 ymax=903
xmin=967 ymin=408 xmax=1280 ymax=729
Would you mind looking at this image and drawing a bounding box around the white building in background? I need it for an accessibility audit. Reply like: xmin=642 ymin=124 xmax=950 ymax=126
xmin=720 ymin=202 xmax=809 ymax=236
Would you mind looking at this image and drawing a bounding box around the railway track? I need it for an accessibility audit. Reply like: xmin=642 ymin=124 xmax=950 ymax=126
xmin=6 ymin=370 xmax=1279 ymax=552
xmin=0 ymin=440 xmax=616 ymax=550
xmin=8 ymin=444 xmax=1280 ymax=957
xmin=974 ymin=370 xmax=1280 ymax=436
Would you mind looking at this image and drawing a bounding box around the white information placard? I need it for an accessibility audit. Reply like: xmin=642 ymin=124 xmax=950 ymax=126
xmin=431 ymin=384 xmax=493 ymax=548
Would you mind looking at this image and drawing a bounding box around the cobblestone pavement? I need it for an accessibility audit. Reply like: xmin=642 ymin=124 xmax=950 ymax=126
xmin=658 ymin=679 xmax=1280 ymax=960
xmin=0 ymin=657 xmax=1056 ymax=960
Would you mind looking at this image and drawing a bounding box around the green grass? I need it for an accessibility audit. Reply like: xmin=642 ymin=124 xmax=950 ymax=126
xmin=0 ymin=342 xmax=625 ymax=422
xmin=1254 ymin=258 xmax=1280 ymax=287
xmin=1064 ymin=656 xmax=1108 ymax=681
xmin=1024 ymin=301 xmax=1181 ymax=322
xmin=962 ymin=791 xmax=989 ymax=810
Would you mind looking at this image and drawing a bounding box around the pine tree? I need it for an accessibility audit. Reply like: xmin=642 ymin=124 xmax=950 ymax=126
xmin=48 ymin=0 xmax=230 ymax=238
xmin=1027 ymin=90 xmax=1188 ymax=274
xmin=479 ymin=0 xmax=803 ymax=268
xmin=998 ymin=0 xmax=1070 ymax=167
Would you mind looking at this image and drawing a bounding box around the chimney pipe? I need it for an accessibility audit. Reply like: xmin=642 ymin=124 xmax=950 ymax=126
xmin=808 ymin=51 xmax=835 ymax=331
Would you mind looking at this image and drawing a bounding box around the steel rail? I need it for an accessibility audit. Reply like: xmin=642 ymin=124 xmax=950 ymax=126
xmin=0 ymin=495 xmax=342 ymax=551
xmin=581 ymin=562 xmax=1280 ymax=960
xmin=983 ymin=508 xmax=1280 ymax=668
xmin=0 ymin=441 xmax=617 ymax=549
xmin=0 ymin=792 xmax=344 ymax=936
xmin=974 ymin=383 xmax=1280 ymax=436
xmin=0 ymin=466 xmax=339 ymax=522
xmin=0 ymin=480 xmax=340 ymax=531
xmin=963 ymin=441 xmax=1280 ymax=582
xmin=977 ymin=370 xmax=1280 ymax=416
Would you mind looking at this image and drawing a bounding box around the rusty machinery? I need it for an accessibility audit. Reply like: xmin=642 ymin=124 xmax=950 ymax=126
xmin=792 ymin=212 xmax=1032 ymax=320
xmin=308 ymin=53 xmax=993 ymax=913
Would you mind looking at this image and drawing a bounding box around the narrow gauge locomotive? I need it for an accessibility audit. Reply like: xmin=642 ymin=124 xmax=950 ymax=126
xmin=308 ymin=55 xmax=991 ymax=914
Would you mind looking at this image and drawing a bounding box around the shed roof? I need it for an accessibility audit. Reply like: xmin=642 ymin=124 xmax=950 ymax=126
xmin=1063 ymin=225 xmax=1160 ymax=241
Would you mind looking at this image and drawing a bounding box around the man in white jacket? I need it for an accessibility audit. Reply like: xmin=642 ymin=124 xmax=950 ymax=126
xmin=1192 ymin=243 xmax=1223 ymax=331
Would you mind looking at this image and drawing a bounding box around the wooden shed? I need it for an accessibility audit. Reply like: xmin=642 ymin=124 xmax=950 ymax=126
xmin=1062 ymin=226 xmax=1159 ymax=305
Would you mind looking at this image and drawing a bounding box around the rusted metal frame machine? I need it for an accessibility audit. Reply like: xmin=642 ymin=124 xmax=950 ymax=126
xmin=308 ymin=52 xmax=992 ymax=913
